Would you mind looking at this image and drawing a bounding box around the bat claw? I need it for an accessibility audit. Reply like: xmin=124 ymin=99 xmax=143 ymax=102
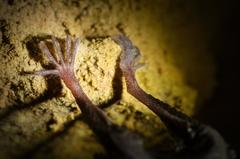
xmin=112 ymin=35 xmax=143 ymax=74
xmin=33 ymin=35 xmax=80 ymax=81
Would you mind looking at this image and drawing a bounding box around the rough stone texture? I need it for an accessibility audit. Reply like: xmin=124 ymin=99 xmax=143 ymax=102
xmin=0 ymin=0 xmax=218 ymax=158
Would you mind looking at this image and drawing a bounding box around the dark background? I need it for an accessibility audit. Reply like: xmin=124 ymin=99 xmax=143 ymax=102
xmin=196 ymin=0 xmax=240 ymax=152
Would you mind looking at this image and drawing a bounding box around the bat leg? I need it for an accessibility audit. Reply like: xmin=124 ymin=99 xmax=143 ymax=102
xmin=113 ymin=35 xmax=237 ymax=159
xmin=112 ymin=35 xmax=201 ymax=144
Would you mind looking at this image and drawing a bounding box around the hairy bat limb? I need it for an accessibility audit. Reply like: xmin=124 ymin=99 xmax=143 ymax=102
xmin=33 ymin=35 xmax=152 ymax=159
xmin=112 ymin=35 xmax=236 ymax=159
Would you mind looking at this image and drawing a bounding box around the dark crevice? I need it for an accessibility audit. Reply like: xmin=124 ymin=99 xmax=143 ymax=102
xmin=61 ymin=22 xmax=71 ymax=35
xmin=8 ymin=0 xmax=14 ymax=5
xmin=116 ymin=23 xmax=126 ymax=35
xmin=0 ymin=19 xmax=11 ymax=45
xmin=85 ymin=36 xmax=110 ymax=41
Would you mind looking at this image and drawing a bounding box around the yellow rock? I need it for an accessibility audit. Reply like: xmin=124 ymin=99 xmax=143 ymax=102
xmin=0 ymin=0 xmax=217 ymax=158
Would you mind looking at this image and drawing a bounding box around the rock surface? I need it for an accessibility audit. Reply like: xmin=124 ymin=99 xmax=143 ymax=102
xmin=0 ymin=0 xmax=218 ymax=158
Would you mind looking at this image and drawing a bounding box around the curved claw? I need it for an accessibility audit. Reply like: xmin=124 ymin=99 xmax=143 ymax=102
xmin=112 ymin=35 xmax=134 ymax=50
xmin=65 ymin=34 xmax=71 ymax=63
xmin=112 ymin=35 xmax=143 ymax=73
xmin=52 ymin=36 xmax=64 ymax=64
xmin=34 ymin=35 xmax=80 ymax=78
xmin=70 ymin=37 xmax=80 ymax=67
xmin=38 ymin=41 xmax=60 ymax=67
xmin=34 ymin=69 xmax=59 ymax=76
